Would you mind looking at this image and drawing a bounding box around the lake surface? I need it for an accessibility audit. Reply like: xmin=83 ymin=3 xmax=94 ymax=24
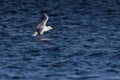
xmin=0 ymin=0 xmax=120 ymax=80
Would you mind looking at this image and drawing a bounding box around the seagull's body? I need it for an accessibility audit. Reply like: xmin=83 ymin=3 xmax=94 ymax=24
xmin=32 ymin=13 xmax=52 ymax=38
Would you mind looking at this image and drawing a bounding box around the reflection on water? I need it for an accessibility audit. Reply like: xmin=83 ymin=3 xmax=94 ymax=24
xmin=0 ymin=0 xmax=120 ymax=80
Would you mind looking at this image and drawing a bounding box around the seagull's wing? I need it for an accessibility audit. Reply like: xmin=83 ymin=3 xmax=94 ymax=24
xmin=43 ymin=13 xmax=49 ymax=26
xmin=36 ymin=13 xmax=49 ymax=29
xmin=32 ymin=31 xmax=38 ymax=36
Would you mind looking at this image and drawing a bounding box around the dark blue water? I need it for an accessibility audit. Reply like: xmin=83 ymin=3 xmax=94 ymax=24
xmin=0 ymin=0 xmax=120 ymax=80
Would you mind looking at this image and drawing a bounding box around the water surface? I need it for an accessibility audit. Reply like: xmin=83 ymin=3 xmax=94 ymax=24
xmin=0 ymin=0 xmax=120 ymax=80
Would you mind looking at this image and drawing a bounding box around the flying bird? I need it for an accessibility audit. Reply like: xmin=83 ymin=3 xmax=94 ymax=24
xmin=32 ymin=13 xmax=53 ymax=39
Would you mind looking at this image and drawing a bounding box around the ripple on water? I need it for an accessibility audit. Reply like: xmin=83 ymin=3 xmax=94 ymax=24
xmin=1 ymin=0 xmax=120 ymax=80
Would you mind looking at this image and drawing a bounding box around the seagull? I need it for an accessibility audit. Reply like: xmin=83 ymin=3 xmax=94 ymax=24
xmin=32 ymin=13 xmax=53 ymax=39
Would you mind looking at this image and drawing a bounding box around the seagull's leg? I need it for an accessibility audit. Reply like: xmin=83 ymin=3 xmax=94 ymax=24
xmin=40 ymin=34 xmax=43 ymax=39
xmin=36 ymin=29 xmax=43 ymax=39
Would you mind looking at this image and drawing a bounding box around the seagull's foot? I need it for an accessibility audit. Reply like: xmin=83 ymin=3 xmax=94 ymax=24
xmin=40 ymin=34 xmax=43 ymax=39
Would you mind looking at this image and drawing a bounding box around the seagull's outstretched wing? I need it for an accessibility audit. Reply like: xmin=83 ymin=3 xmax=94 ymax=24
xmin=36 ymin=13 xmax=49 ymax=29
xmin=32 ymin=31 xmax=38 ymax=36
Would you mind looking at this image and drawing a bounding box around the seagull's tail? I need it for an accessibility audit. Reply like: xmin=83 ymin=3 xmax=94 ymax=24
xmin=32 ymin=31 xmax=38 ymax=36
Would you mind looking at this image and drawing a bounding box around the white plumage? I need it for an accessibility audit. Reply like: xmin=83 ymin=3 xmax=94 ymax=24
xmin=32 ymin=13 xmax=53 ymax=38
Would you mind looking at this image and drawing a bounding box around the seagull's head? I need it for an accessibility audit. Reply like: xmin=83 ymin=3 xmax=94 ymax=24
xmin=47 ymin=26 xmax=53 ymax=30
